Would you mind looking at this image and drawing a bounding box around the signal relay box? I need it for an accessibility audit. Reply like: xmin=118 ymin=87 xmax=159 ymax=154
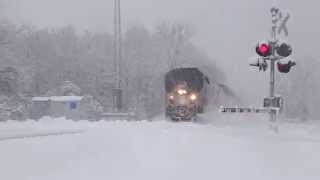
xmin=263 ymin=96 xmax=284 ymax=110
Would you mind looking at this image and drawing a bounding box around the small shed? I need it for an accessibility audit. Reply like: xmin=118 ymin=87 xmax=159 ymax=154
xmin=31 ymin=96 xmax=84 ymax=120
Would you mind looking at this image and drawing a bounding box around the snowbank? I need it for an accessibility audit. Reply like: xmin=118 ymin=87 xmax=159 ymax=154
xmin=0 ymin=116 xmax=320 ymax=180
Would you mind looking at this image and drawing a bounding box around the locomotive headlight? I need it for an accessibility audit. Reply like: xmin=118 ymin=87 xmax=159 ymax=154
xmin=169 ymin=95 xmax=174 ymax=100
xmin=190 ymin=94 xmax=197 ymax=101
xmin=177 ymin=89 xmax=187 ymax=95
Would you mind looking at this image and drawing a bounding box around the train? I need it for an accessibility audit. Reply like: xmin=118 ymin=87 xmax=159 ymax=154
xmin=165 ymin=67 xmax=210 ymax=121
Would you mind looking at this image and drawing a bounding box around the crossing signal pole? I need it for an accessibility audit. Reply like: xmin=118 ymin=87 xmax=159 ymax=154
xmin=267 ymin=7 xmax=295 ymax=124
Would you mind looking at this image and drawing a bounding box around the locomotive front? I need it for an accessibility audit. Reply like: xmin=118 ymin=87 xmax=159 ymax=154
xmin=165 ymin=68 xmax=208 ymax=121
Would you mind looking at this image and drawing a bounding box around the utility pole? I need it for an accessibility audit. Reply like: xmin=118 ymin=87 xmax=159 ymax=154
xmin=113 ymin=0 xmax=122 ymax=112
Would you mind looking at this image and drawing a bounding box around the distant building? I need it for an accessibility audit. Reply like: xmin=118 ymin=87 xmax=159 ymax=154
xmin=31 ymin=96 xmax=85 ymax=120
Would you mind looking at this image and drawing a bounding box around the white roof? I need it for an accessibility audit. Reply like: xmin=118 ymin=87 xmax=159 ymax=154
xmin=32 ymin=96 xmax=83 ymax=102
xmin=32 ymin=97 xmax=50 ymax=101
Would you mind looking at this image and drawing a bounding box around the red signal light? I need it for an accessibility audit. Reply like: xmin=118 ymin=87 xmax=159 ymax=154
xmin=256 ymin=42 xmax=272 ymax=57
xmin=259 ymin=44 xmax=269 ymax=54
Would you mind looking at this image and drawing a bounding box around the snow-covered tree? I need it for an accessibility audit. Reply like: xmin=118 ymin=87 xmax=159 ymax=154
xmin=46 ymin=80 xmax=82 ymax=96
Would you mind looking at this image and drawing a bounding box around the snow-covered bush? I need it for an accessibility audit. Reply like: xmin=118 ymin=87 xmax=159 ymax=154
xmin=0 ymin=95 xmax=29 ymax=121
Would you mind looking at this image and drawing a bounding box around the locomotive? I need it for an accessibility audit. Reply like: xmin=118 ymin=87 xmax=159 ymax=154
xmin=165 ymin=68 xmax=210 ymax=121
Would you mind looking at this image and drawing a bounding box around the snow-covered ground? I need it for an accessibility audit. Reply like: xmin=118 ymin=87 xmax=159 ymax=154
xmin=1 ymin=114 xmax=320 ymax=180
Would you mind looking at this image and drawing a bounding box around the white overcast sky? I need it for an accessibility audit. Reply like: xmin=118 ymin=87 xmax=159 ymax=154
xmin=2 ymin=0 xmax=320 ymax=103
xmin=3 ymin=0 xmax=319 ymax=56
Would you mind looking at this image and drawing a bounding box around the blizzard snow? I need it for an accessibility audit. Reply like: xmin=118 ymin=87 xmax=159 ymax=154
xmin=1 ymin=114 xmax=320 ymax=180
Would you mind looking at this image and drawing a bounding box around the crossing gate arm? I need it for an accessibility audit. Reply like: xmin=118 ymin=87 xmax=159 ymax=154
xmin=219 ymin=106 xmax=279 ymax=114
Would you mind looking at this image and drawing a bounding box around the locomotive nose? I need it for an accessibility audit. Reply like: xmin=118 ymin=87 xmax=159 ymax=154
xmin=175 ymin=95 xmax=190 ymax=105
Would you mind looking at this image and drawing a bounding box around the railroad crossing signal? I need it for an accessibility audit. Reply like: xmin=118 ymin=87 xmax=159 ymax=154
xmin=221 ymin=7 xmax=296 ymax=132
xmin=253 ymin=40 xmax=295 ymax=73
xmin=255 ymin=41 xmax=293 ymax=59
xmin=252 ymin=40 xmax=295 ymax=73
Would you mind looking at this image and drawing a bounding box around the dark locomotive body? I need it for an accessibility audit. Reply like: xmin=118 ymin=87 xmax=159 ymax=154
xmin=165 ymin=68 xmax=209 ymax=121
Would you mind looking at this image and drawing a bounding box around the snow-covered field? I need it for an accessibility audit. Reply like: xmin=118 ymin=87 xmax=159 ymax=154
xmin=1 ymin=114 xmax=320 ymax=180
